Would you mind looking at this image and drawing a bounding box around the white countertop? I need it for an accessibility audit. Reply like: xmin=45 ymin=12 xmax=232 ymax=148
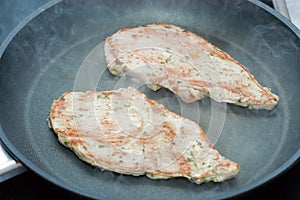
xmin=286 ymin=0 xmax=300 ymax=28
xmin=273 ymin=0 xmax=300 ymax=28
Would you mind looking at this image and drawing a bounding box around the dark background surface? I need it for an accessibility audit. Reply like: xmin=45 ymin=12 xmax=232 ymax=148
xmin=0 ymin=0 xmax=299 ymax=199
xmin=0 ymin=161 xmax=299 ymax=199
xmin=0 ymin=160 xmax=299 ymax=199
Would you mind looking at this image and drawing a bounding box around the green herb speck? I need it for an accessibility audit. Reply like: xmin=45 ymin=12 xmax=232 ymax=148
xmin=103 ymin=94 xmax=110 ymax=99
xmin=212 ymin=176 xmax=218 ymax=182
xmin=110 ymin=67 xmax=120 ymax=75
xmin=124 ymin=103 xmax=131 ymax=108
xmin=165 ymin=55 xmax=172 ymax=63
xmin=189 ymin=151 xmax=198 ymax=168
xmin=237 ymin=98 xmax=242 ymax=103
xmin=122 ymin=65 xmax=129 ymax=73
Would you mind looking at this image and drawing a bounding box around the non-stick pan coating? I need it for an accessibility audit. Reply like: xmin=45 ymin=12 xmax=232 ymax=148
xmin=0 ymin=0 xmax=299 ymax=199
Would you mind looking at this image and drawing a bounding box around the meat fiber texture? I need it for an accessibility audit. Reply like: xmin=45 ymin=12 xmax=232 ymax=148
xmin=104 ymin=23 xmax=279 ymax=110
xmin=49 ymin=87 xmax=240 ymax=184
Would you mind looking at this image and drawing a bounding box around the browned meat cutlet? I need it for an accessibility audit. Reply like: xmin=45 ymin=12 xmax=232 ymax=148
xmin=105 ymin=23 xmax=279 ymax=110
xmin=49 ymin=87 xmax=240 ymax=184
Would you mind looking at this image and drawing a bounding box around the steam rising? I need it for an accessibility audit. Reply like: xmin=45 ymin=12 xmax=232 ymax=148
xmin=1 ymin=0 xmax=299 ymax=199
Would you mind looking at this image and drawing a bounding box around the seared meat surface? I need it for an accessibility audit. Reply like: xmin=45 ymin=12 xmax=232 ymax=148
xmin=105 ymin=23 xmax=279 ymax=110
xmin=49 ymin=87 xmax=240 ymax=184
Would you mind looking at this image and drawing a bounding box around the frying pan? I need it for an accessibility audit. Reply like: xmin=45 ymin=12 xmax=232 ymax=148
xmin=0 ymin=0 xmax=299 ymax=199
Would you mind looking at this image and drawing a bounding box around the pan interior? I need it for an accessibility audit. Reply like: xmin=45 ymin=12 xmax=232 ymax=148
xmin=0 ymin=0 xmax=299 ymax=199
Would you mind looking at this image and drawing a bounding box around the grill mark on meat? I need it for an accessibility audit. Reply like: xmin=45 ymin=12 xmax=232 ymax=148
xmin=162 ymin=121 xmax=176 ymax=140
xmin=104 ymin=23 xmax=279 ymax=110
xmin=49 ymin=87 xmax=240 ymax=184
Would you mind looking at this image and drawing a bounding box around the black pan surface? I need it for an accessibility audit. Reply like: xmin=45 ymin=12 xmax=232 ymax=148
xmin=0 ymin=0 xmax=299 ymax=199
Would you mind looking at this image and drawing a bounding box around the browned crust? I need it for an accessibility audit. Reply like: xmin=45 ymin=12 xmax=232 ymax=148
xmin=50 ymin=88 xmax=240 ymax=183
xmin=105 ymin=23 xmax=279 ymax=109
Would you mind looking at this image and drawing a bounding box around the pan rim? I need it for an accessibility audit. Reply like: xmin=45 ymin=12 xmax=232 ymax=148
xmin=0 ymin=0 xmax=62 ymax=59
xmin=249 ymin=0 xmax=300 ymax=37
xmin=0 ymin=0 xmax=299 ymax=199
xmin=1 ymin=126 xmax=299 ymax=199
